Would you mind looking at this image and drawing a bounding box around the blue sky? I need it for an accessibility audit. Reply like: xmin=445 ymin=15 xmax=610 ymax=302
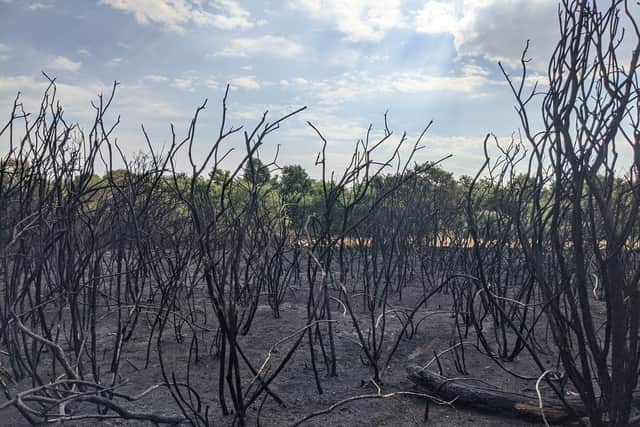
xmin=0 ymin=0 xmax=569 ymax=176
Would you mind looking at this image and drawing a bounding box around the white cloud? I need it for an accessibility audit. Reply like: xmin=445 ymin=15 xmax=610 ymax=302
xmin=77 ymin=48 xmax=90 ymax=56
xmin=100 ymin=0 xmax=258 ymax=33
xmin=416 ymin=0 xmax=558 ymax=68
xmin=213 ymin=35 xmax=304 ymax=58
xmin=143 ymin=74 xmax=169 ymax=82
xmin=462 ymin=63 xmax=490 ymax=77
xmin=456 ymin=0 xmax=557 ymax=67
xmin=290 ymin=69 xmax=500 ymax=107
xmin=46 ymin=56 xmax=82 ymax=72
xmin=144 ymin=72 xmax=217 ymax=90
xmin=0 ymin=75 xmax=105 ymax=119
xmin=229 ymin=106 xmax=268 ymax=121
xmin=386 ymin=71 xmax=496 ymax=95
xmin=204 ymin=79 xmax=219 ymax=89
xmin=0 ymin=74 xmax=185 ymax=133
xmin=0 ymin=75 xmax=42 ymax=96
xmin=28 ymin=2 xmax=51 ymax=10
xmin=230 ymin=76 xmax=260 ymax=90
xmin=285 ymin=112 xmax=370 ymax=145
xmin=172 ymin=78 xmax=194 ymax=90
xmin=290 ymin=0 xmax=406 ymax=42
xmin=326 ymin=48 xmax=390 ymax=69
xmin=115 ymin=88 xmax=182 ymax=119
xmin=415 ymin=1 xmax=458 ymax=34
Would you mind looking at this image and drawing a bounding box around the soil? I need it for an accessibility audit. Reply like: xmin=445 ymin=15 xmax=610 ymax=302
xmin=1 ymin=279 xmax=568 ymax=426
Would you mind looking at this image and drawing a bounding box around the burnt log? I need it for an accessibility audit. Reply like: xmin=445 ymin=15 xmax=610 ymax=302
xmin=407 ymin=365 xmax=585 ymax=424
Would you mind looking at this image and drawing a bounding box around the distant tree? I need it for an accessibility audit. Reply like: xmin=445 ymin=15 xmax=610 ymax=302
xmin=279 ymin=164 xmax=312 ymax=202
xmin=243 ymin=157 xmax=270 ymax=185
xmin=105 ymin=169 xmax=130 ymax=184
xmin=209 ymin=168 xmax=230 ymax=186
xmin=275 ymin=164 xmax=313 ymax=228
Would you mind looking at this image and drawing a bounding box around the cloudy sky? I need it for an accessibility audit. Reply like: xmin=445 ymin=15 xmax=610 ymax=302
xmin=0 ymin=0 xmax=571 ymax=176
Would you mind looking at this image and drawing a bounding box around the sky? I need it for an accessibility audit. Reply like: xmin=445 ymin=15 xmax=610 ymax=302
xmin=0 ymin=0 xmax=611 ymax=177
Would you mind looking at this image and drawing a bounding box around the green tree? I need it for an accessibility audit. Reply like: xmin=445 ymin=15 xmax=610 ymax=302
xmin=209 ymin=168 xmax=230 ymax=186
xmin=279 ymin=164 xmax=312 ymax=202
xmin=243 ymin=158 xmax=270 ymax=185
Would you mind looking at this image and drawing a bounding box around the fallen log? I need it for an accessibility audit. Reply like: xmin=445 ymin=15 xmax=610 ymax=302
xmin=407 ymin=365 xmax=585 ymax=424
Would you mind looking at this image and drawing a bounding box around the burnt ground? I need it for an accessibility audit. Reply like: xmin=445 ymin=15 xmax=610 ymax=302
xmin=1 ymin=279 xmax=583 ymax=426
